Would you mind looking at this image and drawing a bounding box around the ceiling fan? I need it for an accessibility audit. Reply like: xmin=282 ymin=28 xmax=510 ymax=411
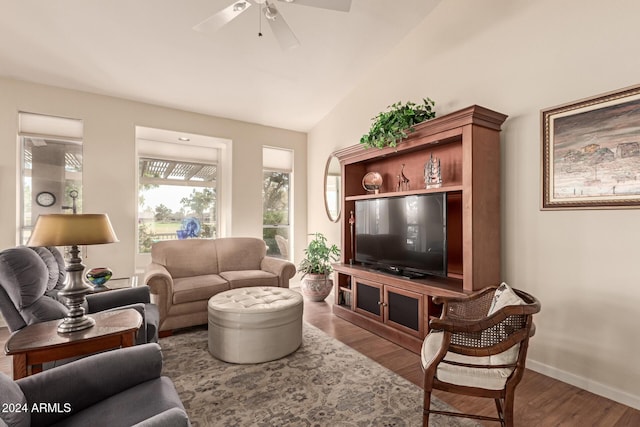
xmin=193 ymin=0 xmax=352 ymax=50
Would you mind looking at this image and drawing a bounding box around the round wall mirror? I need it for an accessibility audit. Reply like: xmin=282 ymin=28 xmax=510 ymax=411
xmin=324 ymin=154 xmax=341 ymax=222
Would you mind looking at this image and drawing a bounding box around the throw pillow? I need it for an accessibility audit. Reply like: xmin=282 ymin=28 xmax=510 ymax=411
xmin=485 ymin=282 xmax=527 ymax=363
xmin=488 ymin=282 xmax=525 ymax=316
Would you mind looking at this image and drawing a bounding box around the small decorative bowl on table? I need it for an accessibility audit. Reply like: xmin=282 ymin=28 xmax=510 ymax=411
xmin=86 ymin=267 xmax=113 ymax=291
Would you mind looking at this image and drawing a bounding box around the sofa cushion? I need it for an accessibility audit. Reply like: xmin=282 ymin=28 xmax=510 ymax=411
xmin=219 ymin=270 xmax=278 ymax=289
xmin=172 ymin=274 xmax=229 ymax=305
xmin=215 ymin=237 xmax=266 ymax=272
xmin=151 ymin=239 xmax=219 ymax=278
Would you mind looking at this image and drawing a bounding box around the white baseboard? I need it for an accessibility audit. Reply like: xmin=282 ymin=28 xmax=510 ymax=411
xmin=527 ymin=359 xmax=640 ymax=411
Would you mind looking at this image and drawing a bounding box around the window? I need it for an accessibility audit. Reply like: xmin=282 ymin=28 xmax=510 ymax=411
xmin=136 ymin=127 xmax=227 ymax=256
xmin=263 ymin=147 xmax=293 ymax=259
xmin=138 ymin=157 xmax=217 ymax=253
xmin=19 ymin=113 xmax=83 ymax=244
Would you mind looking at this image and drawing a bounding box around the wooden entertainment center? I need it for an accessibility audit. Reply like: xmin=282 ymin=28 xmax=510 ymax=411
xmin=332 ymin=105 xmax=507 ymax=353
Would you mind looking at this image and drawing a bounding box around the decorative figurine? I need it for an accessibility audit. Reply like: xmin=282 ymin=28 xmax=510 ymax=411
xmin=362 ymin=172 xmax=383 ymax=194
xmin=424 ymin=153 xmax=442 ymax=189
xmin=397 ymin=164 xmax=410 ymax=191
xmin=176 ymin=217 xmax=201 ymax=239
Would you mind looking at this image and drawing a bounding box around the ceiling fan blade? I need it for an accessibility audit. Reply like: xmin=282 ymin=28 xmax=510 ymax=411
xmin=193 ymin=1 xmax=252 ymax=33
xmin=278 ymin=0 xmax=351 ymax=12
xmin=264 ymin=3 xmax=300 ymax=50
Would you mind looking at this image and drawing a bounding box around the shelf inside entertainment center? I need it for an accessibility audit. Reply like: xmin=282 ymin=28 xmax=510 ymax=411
xmin=345 ymin=184 xmax=463 ymax=201
xmin=332 ymin=105 xmax=507 ymax=354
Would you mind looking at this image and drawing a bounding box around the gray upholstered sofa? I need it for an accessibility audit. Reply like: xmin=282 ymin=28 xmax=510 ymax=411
xmin=0 ymin=343 xmax=189 ymax=427
xmin=144 ymin=237 xmax=296 ymax=333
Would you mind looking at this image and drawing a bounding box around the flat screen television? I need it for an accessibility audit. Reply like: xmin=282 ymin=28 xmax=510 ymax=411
xmin=355 ymin=193 xmax=447 ymax=278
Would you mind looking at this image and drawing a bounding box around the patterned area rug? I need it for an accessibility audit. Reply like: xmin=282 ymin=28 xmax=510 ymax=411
xmin=161 ymin=323 xmax=478 ymax=427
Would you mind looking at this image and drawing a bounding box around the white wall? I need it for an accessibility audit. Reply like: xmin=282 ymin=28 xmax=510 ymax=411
xmin=0 ymin=77 xmax=307 ymax=278
xmin=308 ymin=0 xmax=640 ymax=409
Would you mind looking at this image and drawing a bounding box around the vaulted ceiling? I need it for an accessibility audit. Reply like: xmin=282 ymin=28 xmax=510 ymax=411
xmin=0 ymin=0 xmax=440 ymax=131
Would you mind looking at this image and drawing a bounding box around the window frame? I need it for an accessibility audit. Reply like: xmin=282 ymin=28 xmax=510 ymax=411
xmin=18 ymin=112 xmax=84 ymax=245
xmin=137 ymin=155 xmax=219 ymax=254
xmin=262 ymin=146 xmax=294 ymax=260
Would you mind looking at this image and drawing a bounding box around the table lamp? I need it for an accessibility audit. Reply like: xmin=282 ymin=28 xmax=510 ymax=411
xmin=28 ymin=213 xmax=119 ymax=333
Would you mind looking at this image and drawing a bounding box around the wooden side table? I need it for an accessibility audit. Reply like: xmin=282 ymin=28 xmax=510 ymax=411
xmin=4 ymin=308 xmax=142 ymax=379
xmin=89 ymin=276 xmax=139 ymax=293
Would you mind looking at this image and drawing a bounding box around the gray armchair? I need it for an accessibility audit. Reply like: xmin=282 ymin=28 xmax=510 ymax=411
xmin=0 ymin=246 xmax=158 ymax=345
xmin=0 ymin=343 xmax=190 ymax=427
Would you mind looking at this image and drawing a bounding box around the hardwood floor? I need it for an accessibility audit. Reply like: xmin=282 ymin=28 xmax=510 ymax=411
xmin=300 ymin=300 xmax=640 ymax=427
xmin=2 ymin=301 xmax=639 ymax=426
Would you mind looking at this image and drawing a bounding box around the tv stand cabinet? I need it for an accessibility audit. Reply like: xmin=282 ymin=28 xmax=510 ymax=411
xmin=332 ymin=105 xmax=507 ymax=353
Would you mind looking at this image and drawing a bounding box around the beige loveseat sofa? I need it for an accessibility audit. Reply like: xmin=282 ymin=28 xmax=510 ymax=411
xmin=143 ymin=237 xmax=296 ymax=333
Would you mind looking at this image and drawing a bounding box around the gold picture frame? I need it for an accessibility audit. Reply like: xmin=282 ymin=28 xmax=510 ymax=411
xmin=542 ymin=84 xmax=640 ymax=209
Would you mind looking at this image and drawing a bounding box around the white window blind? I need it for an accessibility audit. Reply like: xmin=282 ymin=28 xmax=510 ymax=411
xmin=263 ymin=147 xmax=293 ymax=172
xmin=137 ymin=139 xmax=218 ymax=164
xmin=19 ymin=112 xmax=83 ymax=140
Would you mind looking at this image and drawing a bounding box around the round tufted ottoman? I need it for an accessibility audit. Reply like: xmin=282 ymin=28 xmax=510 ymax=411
xmin=207 ymin=287 xmax=303 ymax=364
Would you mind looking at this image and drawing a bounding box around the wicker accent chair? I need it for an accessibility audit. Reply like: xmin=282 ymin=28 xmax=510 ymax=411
xmin=421 ymin=284 xmax=541 ymax=427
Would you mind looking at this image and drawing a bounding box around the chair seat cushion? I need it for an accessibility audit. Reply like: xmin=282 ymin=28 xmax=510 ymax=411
xmin=172 ymin=274 xmax=229 ymax=305
xmin=421 ymin=331 xmax=517 ymax=390
xmin=219 ymin=270 xmax=278 ymax=289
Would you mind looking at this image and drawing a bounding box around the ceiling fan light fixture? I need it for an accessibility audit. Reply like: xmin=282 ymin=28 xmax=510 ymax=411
xmin=232 ymin=1 xmax=248 ymax=12
xmin=264 ymin=4 xmax=278 ymax=21
xmin=195 ymin=0 xmax=349 ymax=49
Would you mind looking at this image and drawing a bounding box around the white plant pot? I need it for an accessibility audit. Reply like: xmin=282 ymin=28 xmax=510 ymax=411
xmin=300 ymin=273 xmax=333 ymax=302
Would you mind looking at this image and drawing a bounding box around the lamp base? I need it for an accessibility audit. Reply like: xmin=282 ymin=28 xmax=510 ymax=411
xmin=57 ymin=315 xmax=96 ymax=333
xmin=57 ymin=244 xmax=95 ymax=334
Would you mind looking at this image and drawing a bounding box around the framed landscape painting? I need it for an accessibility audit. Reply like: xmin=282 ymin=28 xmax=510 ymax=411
xmin=542 ymin=84 xmax=640 ymax=209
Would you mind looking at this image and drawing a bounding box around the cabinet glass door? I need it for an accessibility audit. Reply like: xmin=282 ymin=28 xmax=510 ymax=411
xmin=384 ymin=287 xmax=424 ymax=337
xmin=354 ymin=279 xmax=383 ymax=321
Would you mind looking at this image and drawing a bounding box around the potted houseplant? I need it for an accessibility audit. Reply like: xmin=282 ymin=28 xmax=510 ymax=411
xmin=298 ymin=232 xmax=340 ymax=302
xmin=360 ymin=98 xmax=436 ymax=149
